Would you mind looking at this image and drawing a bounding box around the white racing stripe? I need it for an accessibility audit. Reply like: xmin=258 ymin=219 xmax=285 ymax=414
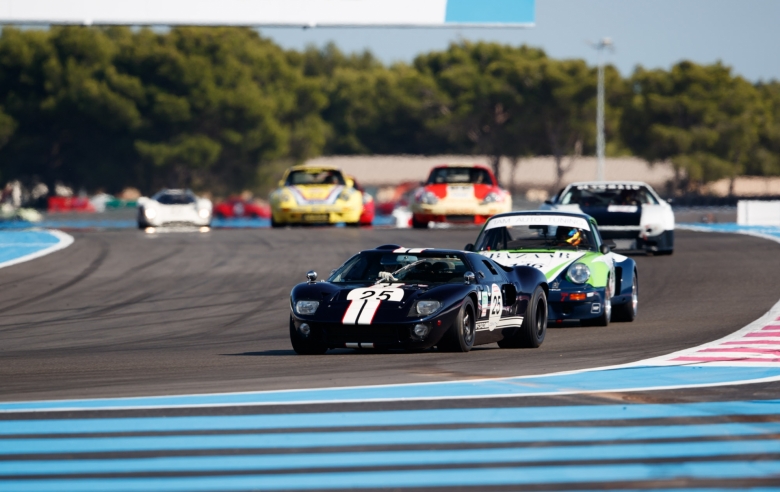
xmin=343 ymin=286 xmax=405 ymax=325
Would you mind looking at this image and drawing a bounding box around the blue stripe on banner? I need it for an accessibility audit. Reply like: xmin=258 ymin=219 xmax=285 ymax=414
xmin=2 ymin=461 xmax=780 ymax=491
xmin=2 ymin=440 xmax=780 ymax=476
xmin=3 ymin=423 xmax=780 ymax=455
xmin=445 ymin=0 xmax=535 ymax=25
xmin=3 ymin=399 xmax=780 ymax=435
xmin=3 ymin=366 xmax=780 ymax=411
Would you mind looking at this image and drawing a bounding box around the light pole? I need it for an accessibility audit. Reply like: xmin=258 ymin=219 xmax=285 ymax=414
xmin=591 ymin=38 xmax=613 ymax=182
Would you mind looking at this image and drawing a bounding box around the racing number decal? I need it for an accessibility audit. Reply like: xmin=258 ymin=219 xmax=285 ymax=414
xmin=489 ymin=284 xmax=502 ymax=331
xmin=343 ymin=287 xmax=405 ymax=325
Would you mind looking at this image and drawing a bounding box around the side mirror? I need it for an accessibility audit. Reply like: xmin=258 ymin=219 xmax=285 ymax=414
xmin=278 ymin=180 xmax=285 ymax=187
xmin=306 ymin=270 xmax=317 ymax=283
xmin=666 ymin=198 xmax=674 ymax=204
xmin=600 ymin=241 xmax=616 ymax=255
xmin=464 ymin=243 xmax=474 ymax=252
xmin=464 ymin=271 xmax=476 ymax=285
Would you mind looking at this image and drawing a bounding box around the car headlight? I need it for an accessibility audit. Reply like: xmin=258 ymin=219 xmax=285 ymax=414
xmin=481 ymin=192 xmax=502 ymax=205
xmin=339 ymin=189 xmax=355 ymax=201
xmin=415 ymin=300 xmax=441 ymax=316
xmin=198 ymin=208 xmax=210 ymax=219
xmin=275 ymin=190 xmax=294 ymax=204
xmin=143 ymin=207 xmax=157 ymax=219
xmin=417 ymin=191 xmax=439 ymax=205
xmin=567 ymin=263 xmax=591 ymax=284
xmin=295 ymin=300 xmax=320 ymax=315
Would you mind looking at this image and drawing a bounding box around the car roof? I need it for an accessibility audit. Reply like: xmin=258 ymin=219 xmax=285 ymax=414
xmin=431 ymin=163 xmax=492 ymax=171
xmin=365 ymin=245 xmax=470 ymax=256
xmin=486 ymin=210 xmax=595 ymax=222
xmin=288 ymin=164 xmax=343 ymax=172
xmin=565 ymin=181 xmax=653 ymax=187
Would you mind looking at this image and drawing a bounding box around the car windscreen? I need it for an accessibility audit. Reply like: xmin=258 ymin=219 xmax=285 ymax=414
xmin=328 ymin=252 xmax=468 ymax=285
xmin=475 ymin=216 xmax=597 ymax=252
xmin=154 ymin=193 xmax=196 ymax=205
xmin=560 ymin=184 xmax=659 ymax=206
xmin=427 ymin=167 xmax=493 ymax=185
xmin=286 ymin=169 xmax=346 ymax=186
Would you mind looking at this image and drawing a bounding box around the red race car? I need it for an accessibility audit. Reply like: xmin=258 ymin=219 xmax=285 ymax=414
xmin=214 ymin=197 xmax=271 ymax=219
xmin=409 ymin=164 xmax=512 ymax=228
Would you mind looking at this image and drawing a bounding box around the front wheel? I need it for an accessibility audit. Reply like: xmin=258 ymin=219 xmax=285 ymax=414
xmin=271 ymin=216 xmax=284 ymax=228
xmin=411 ymin=216 xmax=428 ymax=229
xmin=289 ymin=317 xmax=327 ymax=355
xmin=588 ymin=276 xmax=612 ymax=327
xmin=437 ymin=298 xmax=476 ymax=352
xmin=498 ymin=286 xmax=547 ymax=348
xmin=612 ymin=270 xmax=638 ymax=322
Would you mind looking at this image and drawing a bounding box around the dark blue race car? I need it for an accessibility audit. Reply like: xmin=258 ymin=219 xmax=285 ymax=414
xmin=289 ymin=245 xmax=549 ymax=354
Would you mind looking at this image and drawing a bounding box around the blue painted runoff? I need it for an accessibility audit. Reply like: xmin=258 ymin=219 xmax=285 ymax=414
xmin=2 ymin=461 xmax=780 ymax=491
xmin=445 ymin=0 xmax=535 ymax=24
xmin=0 ymin=230 xmax=61 ymax=265
xmin=680 ymin=223 xmax=780 ymax=239
xmin=3 ymin=399 xmax=780 ymax=435
xmin=3 ymin=365 xmax=780 ymax=411
xmin=2 ymin=440 xmax=779 ymax=476
xmin=3 ymin=422 xmax=780 ymax=455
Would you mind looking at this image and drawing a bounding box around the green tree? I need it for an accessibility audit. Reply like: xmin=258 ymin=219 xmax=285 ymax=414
xmin=622 ymin=61 xmax=765 ymax=192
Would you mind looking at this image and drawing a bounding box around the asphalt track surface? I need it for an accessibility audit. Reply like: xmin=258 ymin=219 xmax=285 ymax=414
xmin=2 ymin=228 xmax=780 ymax=403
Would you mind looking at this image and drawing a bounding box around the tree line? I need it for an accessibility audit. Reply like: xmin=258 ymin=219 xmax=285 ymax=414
xmin=0 ymin=26 xmax=778 ymax=196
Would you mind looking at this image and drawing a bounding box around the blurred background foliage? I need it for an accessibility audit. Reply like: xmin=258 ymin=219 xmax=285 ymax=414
xmin=0 ymin=26 xmax=778 ymax=195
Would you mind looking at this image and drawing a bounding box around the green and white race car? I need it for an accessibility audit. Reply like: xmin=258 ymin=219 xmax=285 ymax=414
xmin=466 ymin=211 xmax=638 ymax=326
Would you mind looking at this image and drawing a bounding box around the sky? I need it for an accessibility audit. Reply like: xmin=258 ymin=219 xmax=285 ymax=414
xmin=260 ymin=0 xmax=780 ymax=82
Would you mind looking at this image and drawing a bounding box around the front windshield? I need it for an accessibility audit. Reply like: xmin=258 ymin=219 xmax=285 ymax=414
xmin=475 ymin=216 xmax=597 ymax=252
xmin=427 ymin=167 xmax=493 ymax=185
xmin=329 ymin=252 xmax=468 ymax=285
xmin=560 ymin=184 xmax=658 ymax=206
xmin=154 ymin=192 xmax=196 ymax=205
xmin=286 ymin=169 xmax=346 ymax=186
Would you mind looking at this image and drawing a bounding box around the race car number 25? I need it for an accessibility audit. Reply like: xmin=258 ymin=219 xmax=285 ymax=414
xmin=343 ymin=287 xmax=404 ymax=325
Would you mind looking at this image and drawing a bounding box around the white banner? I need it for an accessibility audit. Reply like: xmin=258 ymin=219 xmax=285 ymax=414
xmin=0 ymin=0 xmax=535 ymax=27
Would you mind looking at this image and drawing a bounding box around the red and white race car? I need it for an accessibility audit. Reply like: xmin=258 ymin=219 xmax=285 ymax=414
xmin=409 ymin=164 xmax=512 ymax=228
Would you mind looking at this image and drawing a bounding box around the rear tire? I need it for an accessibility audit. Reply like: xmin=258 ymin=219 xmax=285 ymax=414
xmin=437 ymin=298 xmax=476 ymax=352
xmin=289 ymin=317 xmax=327 ymax=355
xmin=498 ymin=286 xmax=547 ymax=348
xmin=612 ymin=270 xmax=638 ymax=322
xmin=271 ymin=216 xmax=284 ymax=228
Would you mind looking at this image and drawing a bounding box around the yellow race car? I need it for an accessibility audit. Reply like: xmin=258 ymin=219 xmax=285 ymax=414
xmin=269 ymin=165 xmax=364 ymax=227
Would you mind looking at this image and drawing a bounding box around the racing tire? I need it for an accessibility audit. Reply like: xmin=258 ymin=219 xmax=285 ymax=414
xmin=411 ymin=216 xmax=428 ymax=229
xmin=612 ymin=270 xmax=638 ymax=322
xmin=654 ymin=249 xmax=674 ymax=256
xmin=587 ymin=275 xmax=612 ymax=327
xmin=498 ymin=286 xmax=547 ymax=348
xmin=437 ymin=298 xmax=476 ymax=353
xmin=271 ymin=217 xmax=284 ymax=228
xmin=289 ymin=317 xmax=327 ymax=355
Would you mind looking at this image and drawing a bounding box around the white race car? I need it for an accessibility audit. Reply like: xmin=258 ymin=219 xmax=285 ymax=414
xmin=541 ymin=181 xmax=674 ymax=255
xmin=137 ymin=189 xmax=212 ymax=229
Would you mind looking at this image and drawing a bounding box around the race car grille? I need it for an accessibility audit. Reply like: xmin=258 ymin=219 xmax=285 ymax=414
xmin=445 ymin=215 xmax=475 ymax=223
xmin=319 ymin=323 xmax=405 ymax=345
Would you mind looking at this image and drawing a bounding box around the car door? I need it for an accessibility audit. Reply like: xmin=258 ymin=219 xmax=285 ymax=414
xmin=470 ymin=256 xmax=506 ymax=343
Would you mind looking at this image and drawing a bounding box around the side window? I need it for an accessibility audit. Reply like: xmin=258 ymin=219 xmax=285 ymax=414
xmin=590 ymin=223 xmax=603 ymax=246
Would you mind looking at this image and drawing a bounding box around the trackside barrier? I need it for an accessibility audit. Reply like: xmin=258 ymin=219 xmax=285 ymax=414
xmin=737 ymin=200 xmax=780 ymax=226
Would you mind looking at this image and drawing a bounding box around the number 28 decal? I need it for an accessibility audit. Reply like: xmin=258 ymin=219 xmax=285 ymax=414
xmin=343 ymin=287 xmax=404 ymax=325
